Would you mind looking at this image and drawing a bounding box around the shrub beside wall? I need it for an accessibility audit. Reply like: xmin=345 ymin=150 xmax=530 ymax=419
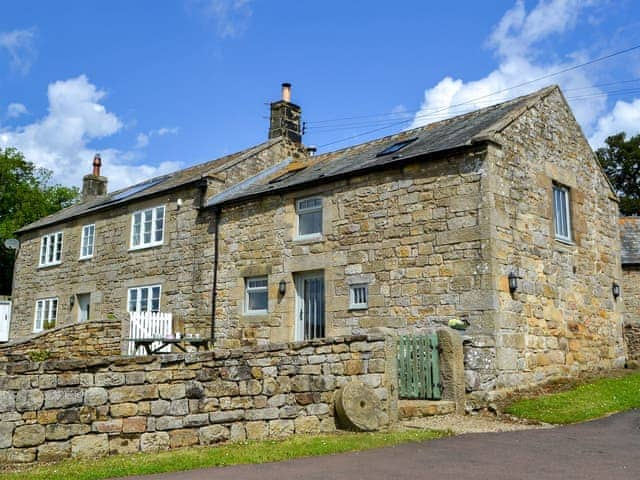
xmin=0 ymin=334 xmax=394 ymax=464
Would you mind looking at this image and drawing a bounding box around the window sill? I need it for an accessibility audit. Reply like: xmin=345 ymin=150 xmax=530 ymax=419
xmin=37 ymin=262 xmax=61 ymax=269
xmin=349 ymin=306 xmax=368 ymax=311
xmin=129 ymin=242 xmax=164 ymax=252
xmin=79 ymin=256 xmax=93 ymax=262
xmin=243 ymin=311 xmax=269 ymax=317
xmin=554 ymin=237 xmax=576 ymax=247
xmin=294 ymin=235 xmax=324 ymax=244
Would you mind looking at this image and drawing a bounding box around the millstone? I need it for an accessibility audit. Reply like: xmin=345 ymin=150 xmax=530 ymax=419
xmin=334 ymin=381 xmax=382 ymax=431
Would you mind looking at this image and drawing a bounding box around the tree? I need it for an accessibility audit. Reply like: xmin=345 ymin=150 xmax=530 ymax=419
xmin=595 ymin=132 xmax=640 ymax=216
xmin=0 ymin=148 xmax=79 ymax=295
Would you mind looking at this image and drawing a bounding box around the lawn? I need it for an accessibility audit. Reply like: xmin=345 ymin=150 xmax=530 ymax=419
xmin=0 ymin=429 xmax=445 ymax=480
xmin=505 ymin=371 xmax=640 ymax=424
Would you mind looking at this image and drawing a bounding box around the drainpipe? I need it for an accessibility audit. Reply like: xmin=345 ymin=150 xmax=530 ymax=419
xmin=210 ymin=206 xmax=220 ymax=342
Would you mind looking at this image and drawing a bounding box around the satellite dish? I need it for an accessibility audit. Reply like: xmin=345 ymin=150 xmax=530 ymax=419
xmin=3 ymin=238 xmax=19 ymax=250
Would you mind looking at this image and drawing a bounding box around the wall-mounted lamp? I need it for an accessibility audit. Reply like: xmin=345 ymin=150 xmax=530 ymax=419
xmin=508 ymin=272 xmax=519 ymax=294
xmin=278 ymin=280 xmax=287 ymax=296
xmin=69 ymin=295 xmax=75 ymax=309
xmin=176 ymin=198 xmax=184 ymax=209
xmin=612 ymin=282 xmax=621 ymax=299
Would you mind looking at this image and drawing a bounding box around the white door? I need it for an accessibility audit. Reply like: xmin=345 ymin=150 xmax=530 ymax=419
xmin=295 ymin=272 xmax=325 ymax=341
xmin=0 ymin=301 xmax=11 ymax=342
xmin=77 ymin=294 xmax=90 ymax=322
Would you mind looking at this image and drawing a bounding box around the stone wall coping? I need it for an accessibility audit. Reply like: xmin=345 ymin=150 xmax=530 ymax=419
xmin=0 ymin=318 xmax=120 ymax=350
xmin=0 ymin=334 xmax=387 ymax=373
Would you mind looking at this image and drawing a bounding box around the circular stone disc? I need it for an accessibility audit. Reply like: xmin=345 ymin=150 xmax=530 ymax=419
xmin=334 ymin=381 xmax=382 ymax=431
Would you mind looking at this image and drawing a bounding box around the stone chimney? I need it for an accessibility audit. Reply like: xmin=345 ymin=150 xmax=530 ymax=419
xmin=82 ymin=154 xmax=108 ymax=202
xmin=268 ymin=83 xmax=302 ymax=143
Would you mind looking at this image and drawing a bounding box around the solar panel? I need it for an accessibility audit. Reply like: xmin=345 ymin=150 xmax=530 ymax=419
xmin=108 ymin=176 xmax=168 ymax=202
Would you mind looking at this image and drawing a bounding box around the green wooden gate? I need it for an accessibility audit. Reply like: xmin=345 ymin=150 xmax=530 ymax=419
xmin=397 ymin=334 xmax=441 ymax=400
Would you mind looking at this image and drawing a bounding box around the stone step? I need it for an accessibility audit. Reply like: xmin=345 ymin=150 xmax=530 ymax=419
xmin=398 ymin=400 xmax=456 ymax=419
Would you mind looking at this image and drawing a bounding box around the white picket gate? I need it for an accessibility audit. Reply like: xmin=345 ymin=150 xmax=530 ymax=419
xmin=128 ymin=311 xmax=173 ymax=356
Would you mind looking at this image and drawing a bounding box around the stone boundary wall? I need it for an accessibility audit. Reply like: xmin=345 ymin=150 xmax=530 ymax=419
xmin=624 ymin=324 xmax=640 ymax=366
xmin=0 ymin=319 xmax=121 ymax=362
xmin=0 ymin=334 xmax=394 ymax=465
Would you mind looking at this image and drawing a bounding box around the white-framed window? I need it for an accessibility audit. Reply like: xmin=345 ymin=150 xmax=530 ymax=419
xmin=39 ymin=232 xmax=63 ymax=267
xmin=80 ymin=224 xmax=95 ymax=259
xmin=296 ymin=197 xmax=322 ymax=239
xmin=245 ymin=276 xmax=268 ymax=314
xmin=127 ymin=285 xmax=161 ymax=312
xmin=34 ymin=298 xmax=58 ymax=332
xmin=553 ymin=184 xmax=572 ymax=242
xmin=349 ymin=284 xmax=369 ymax=310
xmin=130 ymin=206 xmax=165 ymax=249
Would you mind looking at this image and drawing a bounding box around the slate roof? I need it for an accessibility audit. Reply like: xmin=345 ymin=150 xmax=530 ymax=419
xmin=621 ymin=216 xmax=640 ymax=265
xmin=17 ymin=138 xmax=285 ymax=234
xmin=207 ymin=85 xmax=558 ymax=207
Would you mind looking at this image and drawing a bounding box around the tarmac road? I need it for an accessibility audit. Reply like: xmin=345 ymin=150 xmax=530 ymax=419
xmin=121 ymin=410 xmax=640 ymax=480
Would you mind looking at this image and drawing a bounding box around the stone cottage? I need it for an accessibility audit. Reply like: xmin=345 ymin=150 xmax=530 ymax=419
xmin=8 ymin=83 xmax=306 ymax=341
xmin=620 ymin=216 xmax=640 ymax=363
xmin=6 ymin=84 xmax=626 ymax=396
xmin=207 ymin=85 xmax=625 ymax=395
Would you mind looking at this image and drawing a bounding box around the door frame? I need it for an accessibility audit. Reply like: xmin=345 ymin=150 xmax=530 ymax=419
xmin=294 ymin=271 xmax=325 ymax=341
xmin=0 ymin=300 xmax=12 ymax=342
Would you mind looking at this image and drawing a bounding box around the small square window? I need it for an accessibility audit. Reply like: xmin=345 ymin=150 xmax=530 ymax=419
xmin=296 ymin=197 xmax=322 ymax=239
xmin=349 ymin=284 xmax=368 ymax=310
xmin=553 ymin=184 xmax=572 ymax=242
xmin=34 ymin=297 xmax=58 ymax=332
xmin=245 ymin=277 xmax=268 ymax=314
xmin=131 ymin=206 xmax=165 ymax=249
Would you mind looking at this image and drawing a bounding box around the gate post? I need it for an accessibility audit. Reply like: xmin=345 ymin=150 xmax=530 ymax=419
xmin=436 ymin=328 xmax=466 ymax=414
xmin=384 ymin=335 xmax=399 ymax=425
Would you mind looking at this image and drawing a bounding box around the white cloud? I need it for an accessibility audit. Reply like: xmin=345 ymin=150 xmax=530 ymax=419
xmin=409 ymin=0 xmax=635 ymax=148
xmin=7 ymin=102 xmax=28 ymax=118
xmin=0 ymin=75 xmax=183 ymax=190
xmin=589 ymin=99 xmax=640 ymax=147
xmin=135 ymin=126 xmax=179 ymax=148
xmin=0 ymin=28 xmax=37 ymax=75
xmin=196 ymin=0 xmax=253 ymax=38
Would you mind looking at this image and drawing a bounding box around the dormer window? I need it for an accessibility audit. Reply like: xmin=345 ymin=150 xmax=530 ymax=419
xmin=39 ymin=232 xmax=63 ymax=267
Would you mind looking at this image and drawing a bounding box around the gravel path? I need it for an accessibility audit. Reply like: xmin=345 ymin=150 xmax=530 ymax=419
xmin=400 ymin=412 xmax=553 ymax=434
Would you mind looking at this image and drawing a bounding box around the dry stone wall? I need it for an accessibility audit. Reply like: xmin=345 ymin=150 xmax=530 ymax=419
xmin=0 ymin=335 xmax=393 ymax=465
xmin=624 ymin=324 xmax=640 ymax=365
xmin=0 ymin=320 xmax=121 ymax=362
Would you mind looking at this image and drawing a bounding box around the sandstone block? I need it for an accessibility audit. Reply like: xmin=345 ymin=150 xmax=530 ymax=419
xmin=84 ymin=387 xmax=109 ymax=407
xmin=150 ymin=399 xmax=170 ymax=416
xmin=169 ymin=429 xmax=199 ymax=448
xmin=0 ymin=421 xmax=14 ymax=448
xmin=140 ymin=432 xmax=170 ymax=452
xmin=168 ymin=399 xmax=189 ymax=416
xmin=0 ymin=391 xmax=15 ymax=412
xmin=44 ymin=389 xmax=83 ymax=409
xmin=210 ymin=410 xmax=244 ymax=424
xmin=109 ymin=385 xmax=158 ymax=404
xmin=245 ymin=421 xmax=267 ymax=441
xmin=110 ymin=402 xmax=138 ymax=417
xmin=95 ymin=372 xmax=125 ymax=387
xmin=294 ymin=416 xmax=320 ymax=434
xmin=109 ymin=436 xmax=140 ymax=455
xmin=184 ymin=413 xmax=209 ymax=427
xmin=229 ymin=422 xmax=246 ymax=442
xmin=199 ymin=425 xmax=229 ymax=445
xmin=156 ymin=416 xmax=184 ymax=431
xmin=37 ymin=441 xmax=71 ymax=462
xmin=159 ymin=383 xmax=186 ymax=400
xmin=45 ymin=423 xmax=90 ymax=441
xmin=0 ymin=448 xmax=36 ymax=464
xmin=15 ymin=389 xmax=44 ymax=412
xmin=245 ymin=407 xmax=279 ymax=421
xmin=71 ymin=433 xmax=109 ymax=458
xmin=93 ymin=419 xmax=123 ymax=433
xmin=269 ymin=419 xmax=294 ymax=438
xmin=13 ymin=424 xmax=45 ymax=448
xmin=122 ymin=416 xmax=147 ymax=433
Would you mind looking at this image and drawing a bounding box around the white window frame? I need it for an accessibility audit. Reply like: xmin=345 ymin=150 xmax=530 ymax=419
xmin=130 ymin=206 xmax=165 ymax=250
xmin=33 ymin=298 xmax=58 ymax=332
xmin=349 ymin=283 xmax=369 ymax=310
xmin=296 ymin=196 xmax=323 ymax=240
xmin=245 ymin=276 xmax=268 ymax=315
xmin=553 ymin=184 xmax=572 ymax=243
xmin=80 ymin=224 xmax=95 ymax=259
xmin=127 ymin=285 xmax=162 ymax=313
xmin=39 ymin=232 xmax=63 ymax=267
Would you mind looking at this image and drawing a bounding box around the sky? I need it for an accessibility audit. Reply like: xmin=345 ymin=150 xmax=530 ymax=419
xmin=1 ymin=0 xmax=640 ymax=191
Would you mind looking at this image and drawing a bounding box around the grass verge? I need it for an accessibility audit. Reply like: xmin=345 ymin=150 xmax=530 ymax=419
xmin=505 ymin=371 xmax=640 ymax=424
xmin=0 ymin=429 xmax=445 ymax=480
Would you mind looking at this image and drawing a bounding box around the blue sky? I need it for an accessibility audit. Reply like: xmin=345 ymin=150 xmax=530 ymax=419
xmin=1 ymin=0 xmax=639 ymax=191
